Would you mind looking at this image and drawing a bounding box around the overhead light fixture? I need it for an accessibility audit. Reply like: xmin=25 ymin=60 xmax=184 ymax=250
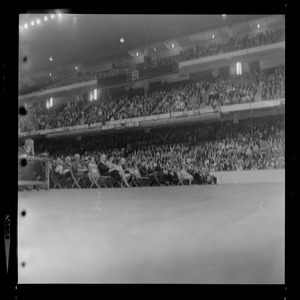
xmin=136 ymin=52 xmax=139 ymax=56
xmin=24 ymin=23 xmax=28 ymax=29
xmin=171 ymin=43 xmax=175 ymax=48
xmin=51 ymin=14 xmax=55 ymax=19
xmin=31 ymin=20 xmax=35 ymax=26
xmin=257 ymin=24 xmax=260 ymax=28
xmin=49 ymin=56 xmax=53 ymax=62
xmin=120 ymin=37 xmax=124 ymax=43
xmin=36 ymin=19 xmax=40 ymax=24
xmin=212 ymin=34 xmax=215 ymax=39
xmin=44 ymin=16 xmax=48 ymax=21
xmin=49 ymin=72 xmax=52 ymax=77
xmin=75 ymin=66 xmax=78 ymax=71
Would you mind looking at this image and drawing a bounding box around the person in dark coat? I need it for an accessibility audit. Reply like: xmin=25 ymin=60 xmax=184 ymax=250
xmin=97 ymin=153 xmax=122 ymax=186
xmin=139 ymin=160 xmax=162 ymax=186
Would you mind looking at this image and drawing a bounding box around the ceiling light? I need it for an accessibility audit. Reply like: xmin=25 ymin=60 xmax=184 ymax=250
xmin=24 ymin=23 xmax=28 ymax=29
xmin=44 ymin=16 xmax=48 ymax=21
xmin=257 ymin=24 xmax=260 ymax=28
xmin=49 ymin=72 xmax=52 ymax=77
xmin=31 ymin=20 xmax=35 ymax=26
xmin=51 ymin=14 xmax=55 ymax=19
xmin=120 ymin=37 xmax=124 ymax=43
xmin=36 ymin=19 xmax=40 ymax=24
xmin=49 ymin=56 xmax=53 ymax=62
xmin=171 ymin=43 xmax=175 ymax=48
xmin=153 ymin=47 xmax=156 ymax=51
xmin=136 ymin=52 xmax=139 ymax=56
xmin=212 ymin=34 xmax=215 ymax=39
xmin=75 ymin=66 xmax=78 ymax=70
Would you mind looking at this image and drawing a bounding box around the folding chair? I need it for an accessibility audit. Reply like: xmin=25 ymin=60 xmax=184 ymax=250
xmin=98 ymin=173 xmax=115 ymax=188
xmin=137 ymin=175 xmax=151 ymax=186
xmin=69 ymin=167 xmax=88 ymax=189
xmin=175 ymin=171 xmax=184 ymax=185
xmin=130 ymin=169 xmax=150 ymax=187
xmin=88 ymin=164 xmax=101 ymax=189
xmin=50 ymin=168 xmax=63 ymax=189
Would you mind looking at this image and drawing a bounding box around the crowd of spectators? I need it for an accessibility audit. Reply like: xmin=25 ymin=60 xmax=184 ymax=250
xmin=19 ymin=27 xmax=284 ymax=96
xmin=30 ymin=115 xmax=284 ymax=184
xmin=206 ymin=77 xmax=257 ymax=108
xmin=259 ymin=65 xmax=285 ymax=100
xmin=152 ymin=80 xmax=209 ymax=114
xmin=173 ymin=28 xmax=284 ymax=64
xmin=19 ymin=65 xmax=285 ymax=133
xmin=33 ymin=114 xmax=284 ymax=189
xmin=96 ymin=63 xmax=137 ymax=79
xmin=111 ymin=90 xmax=167 ymax=120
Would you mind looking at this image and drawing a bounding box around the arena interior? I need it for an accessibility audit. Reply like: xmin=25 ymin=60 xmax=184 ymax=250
xmin=17 ymin=14 xmax=285 ymax=284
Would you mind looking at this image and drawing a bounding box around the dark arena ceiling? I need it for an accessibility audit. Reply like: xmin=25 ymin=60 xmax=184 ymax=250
xmin=19 ymin=14 xmax=267 ymax=89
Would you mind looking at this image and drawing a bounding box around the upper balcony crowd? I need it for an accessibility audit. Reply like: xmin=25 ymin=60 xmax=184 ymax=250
xmin=19 ymin=27 xmax=284 ymax=96
xmin=19 ymin=65 xmax=285 ymax=133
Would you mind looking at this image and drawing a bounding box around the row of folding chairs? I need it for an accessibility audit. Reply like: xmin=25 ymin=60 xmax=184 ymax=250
xmin=50 ymin=162 xmax=196 ymax=189
xmin=50 ymin=163 xmax=151 ymax=189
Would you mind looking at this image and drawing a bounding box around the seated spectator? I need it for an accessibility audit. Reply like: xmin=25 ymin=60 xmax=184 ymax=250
xmin=51 ymin=157 xmax=71 ymax=187
xmin=180 ymin=164 xmax=193 ymax=185
xmin=139 ymin=160 xmax=163 ymax=186
xmin=54 ymin=157 xmax=70 ymax=175
xmin=114 ymin=157 xmax=131 ymax=187
xmin=72 ymin=154 xmax=88 ymax=176
xmin=87 ymin=157 xmax=101 ymax=185
xmin=97 ymin=153 xmax=123 ymax=187
xmin=162 ymin=165 xmax=177 ymax=185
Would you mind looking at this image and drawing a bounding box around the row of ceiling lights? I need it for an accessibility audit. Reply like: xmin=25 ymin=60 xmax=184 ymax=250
xmin=28 ymin=14 xmax=263 ymax=79
xmin=20 ymin=13 xmax=63 ymax=30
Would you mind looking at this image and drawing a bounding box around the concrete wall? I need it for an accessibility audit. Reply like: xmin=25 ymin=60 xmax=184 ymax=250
xmin=211 ymin=169 xmax=285 ymax=184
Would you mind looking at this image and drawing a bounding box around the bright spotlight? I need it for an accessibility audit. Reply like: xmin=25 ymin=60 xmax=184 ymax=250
xmin=24 ymin=23 xmax=28 ymax=29
xmin=136 ymin=52 xmax=139 ymax=56
xmin=44 ymin=16 xmax=48 ymax=21
xmin=31 ymin=20 xmax=35 ymax=26
xmin=120 ymin=37 xmax=124 ymax=43
xmin=257 ymin=24 xmax=260 ymax=28
xmin=49 ymin=56 xmax=53 ymax=62
xmin=212 ymin=34 xmax=215 ymax=39
xmin=36 ymin=19 xmax=40 ymax=24
xmin=171 ymin=43 xmax=175 ymax=48
xmin=51 ymin=14 xmax=55 ymax=19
